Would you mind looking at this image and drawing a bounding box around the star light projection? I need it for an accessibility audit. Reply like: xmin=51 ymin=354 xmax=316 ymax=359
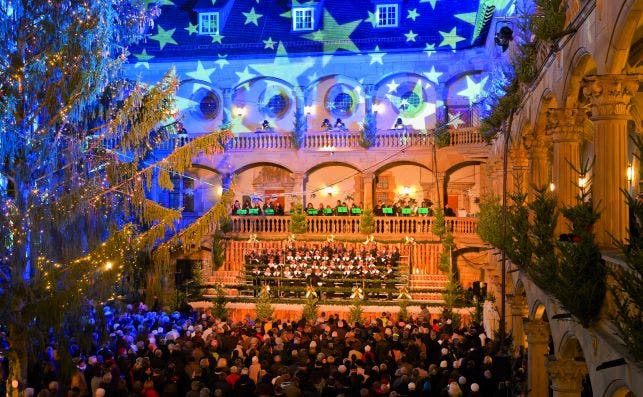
xmin=302 ymin=10 xmax=361 ymax=53
xmin=128 ymin=0 xmax=496 ymax=134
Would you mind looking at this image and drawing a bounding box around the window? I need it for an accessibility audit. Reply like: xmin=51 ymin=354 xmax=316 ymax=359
xmin=400 ymin=91 xmax=422 ymax=111
xmin=199 ymin=92 xmax=219 ymax=119
xmin=264 ymin=94 xmax=289 ymax=117
xmin=376 ymin=4 xmax=398 ymax=27
xmin=332 ymin=93 xmax=354 ymax=116
xmin=169 ymin=176 xmax=195 ymax=212
xmin=293 ymin=7 xmax=314 ymax=31
xmin=199 ymin=12 xmax=219 ymax=35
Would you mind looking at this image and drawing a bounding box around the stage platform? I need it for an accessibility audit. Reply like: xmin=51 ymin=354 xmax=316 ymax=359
xmin=189 ymin=300 xmax=474 ymax=323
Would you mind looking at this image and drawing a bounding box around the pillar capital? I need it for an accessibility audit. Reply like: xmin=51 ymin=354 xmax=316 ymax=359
xmin=510 ymin=295 xmax=528 ymax=315
xmin=546 ymin=108 xmax=587 ymax=143
xmin=546 ymin=359 xmax=588 ymax=394
xmin=582 ymin=74 xmax=640 ymax=120
xmin=525 ymin=320 xmax=550 ymax=345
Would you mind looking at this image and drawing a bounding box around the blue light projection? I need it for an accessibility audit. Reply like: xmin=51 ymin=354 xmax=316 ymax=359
xmin=126 ymin=0 xmax=506 ymax=134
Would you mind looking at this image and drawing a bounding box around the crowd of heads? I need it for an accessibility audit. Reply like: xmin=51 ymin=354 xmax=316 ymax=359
xmin=15 ymin=299 xmax=527 ymax=397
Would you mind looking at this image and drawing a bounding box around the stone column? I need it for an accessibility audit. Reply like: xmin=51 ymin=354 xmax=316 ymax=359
xmin=292 ymin=172 xmax=305 ymax=207
xmin=525 ymin=134 xmax=552 ymax=190
xmin=526 ymin=320 xmax=551 ymax=397
xmin=547 ymin=108 xmax=585 ymax=207
xmin=221 ymin=88 xmax=233 ymax=128
xmin=509 ymin=295 xmax=528 ymax=348
xmin=511 ymin=146 xmax=529 ymax=196
xmin=364 ymin=84 xmax=375 ymax=114
xmin=583 ymin=75 xmax=639 ymax=246
xmin=363 ymin=172 xmax=374 ymax=209
xmin=546 ymin=359 xmax=588 ymax=397
xmin=222 ymin=173 xmax=233 ymax=192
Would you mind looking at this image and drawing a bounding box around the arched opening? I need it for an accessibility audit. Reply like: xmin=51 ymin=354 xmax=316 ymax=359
xmin=557 ymin=334 xmax=592 ymax=397
xmin=232 ymin=163 xmax=295 ymax=213
xmin=444 ymin=161 xmax=484 ymax=216
xmin=305 ymin=163 xmax=362 ymax=211
xmin=373 ymin=162 xmax=435 ymax=211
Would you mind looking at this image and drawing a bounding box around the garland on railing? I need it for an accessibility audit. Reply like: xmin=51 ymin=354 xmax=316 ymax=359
xmin=289 ymin=203 xmax=307 ymax=234
xmin=228 ymin=235 xmax=441 ymax=245
xmin=360 ymin=112 xmax=377 ymax=148
xmin=359 ymin=208 xmax=376 ymax=235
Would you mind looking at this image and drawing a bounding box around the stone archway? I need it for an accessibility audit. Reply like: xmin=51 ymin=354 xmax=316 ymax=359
xmin=547 ymin=334 xmax=591 ymax=397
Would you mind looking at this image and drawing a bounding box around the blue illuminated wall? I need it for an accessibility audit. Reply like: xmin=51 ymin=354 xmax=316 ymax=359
xmin=125 ymin=0 xmax=514 ymax=135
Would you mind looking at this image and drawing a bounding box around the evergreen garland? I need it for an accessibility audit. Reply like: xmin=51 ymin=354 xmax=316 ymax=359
xmin=359 ymin=208 xmax=376 ymax=235
xmin=555 ymin=177 xmax=604 ymax=327
xmin=302 ymin=296 xmax=319 ymax=323
xmin=531 ymin=0 xmax=566 ymax=41
xmin=292 ymin=106 xmax=307 ymax=149
xmin=477 ymin=194 xmax=505 ymax=249
xmin=360 ymin=112 xmax=377 ymax=148
xmin=506 ymin=193 xmax=533 ymax=269
xmin=289 ymin=203 xmax=308 ymax=234
xmin=612 ymin=192 xmax=643 ymax=368
xmin=255 ymin=287 xmax=274 ymax=321
xmin=349 ymin=297 xmax=364 ymax=325
xmin=211 ymin=286 xmax=230 ymax=320
xmin=525 ymin=188 xmax=558 ymax=290
xmin=397 ymin=297 xmax=410 ymax=322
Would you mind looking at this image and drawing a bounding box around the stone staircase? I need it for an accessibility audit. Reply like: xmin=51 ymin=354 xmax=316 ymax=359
xmin=408 ymin=273 xmax=449 ymax=302
xmin=204 ymin=271 xmax=241 ymax=297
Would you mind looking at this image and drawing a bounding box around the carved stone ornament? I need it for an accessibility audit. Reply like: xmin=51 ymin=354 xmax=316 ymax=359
xmin=582 ymin=75 xmax=640 ymax=120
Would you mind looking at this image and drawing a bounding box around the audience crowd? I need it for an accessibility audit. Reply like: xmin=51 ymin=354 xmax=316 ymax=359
xmin=15 ymin=300 xmax=527 ymax=397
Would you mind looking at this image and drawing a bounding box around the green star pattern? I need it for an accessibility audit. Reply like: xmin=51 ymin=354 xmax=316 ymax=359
xmin=302 ymin=10 xmax=360 ymax=53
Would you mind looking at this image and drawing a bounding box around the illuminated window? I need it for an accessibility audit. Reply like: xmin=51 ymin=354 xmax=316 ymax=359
xmin=333 ymin=93 xmax=354 ymax=116
xmin=400 ymin=91 xmax=421 ymax=111
xmin=199 ymin=12 xmax=219 ymax=35
xmin=293 ymin=7 xmax=314 ymax=31
xmin=264 ymin=94 xmax=289 ymax=117
xmin=199 ymin=92 xmax=219 ymax=119
xmin=376 ymin=4 xmax=398 ymax=27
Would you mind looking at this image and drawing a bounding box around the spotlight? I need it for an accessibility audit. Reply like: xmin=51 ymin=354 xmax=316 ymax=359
xmin=494 ymin=26 xmax=513 ymax=52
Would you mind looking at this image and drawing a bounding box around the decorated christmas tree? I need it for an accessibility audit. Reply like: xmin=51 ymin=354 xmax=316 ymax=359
xmin=0 ymin=0 xmax=230 ymax=387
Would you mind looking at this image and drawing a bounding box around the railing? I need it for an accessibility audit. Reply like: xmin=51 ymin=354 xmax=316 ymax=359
xmin=228 ymin=215 xmax=478 ymax=237
xmin=88 ymin=127 xmax=485 ymax=152
xmin=87 ymin=127 xmax=484 ymax=153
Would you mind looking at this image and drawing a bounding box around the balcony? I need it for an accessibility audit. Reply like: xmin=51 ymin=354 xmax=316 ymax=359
xmin=227 ymin=215 xmax=478 ymax=238
xmin=149 ymin=127 xmax=484 ymax=153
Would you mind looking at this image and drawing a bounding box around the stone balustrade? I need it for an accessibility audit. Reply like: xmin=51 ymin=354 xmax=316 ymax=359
xmin=90 ymin=127 xmax=484 ymax=153
xmin=228 ymin=215 xmax=478 ymax=237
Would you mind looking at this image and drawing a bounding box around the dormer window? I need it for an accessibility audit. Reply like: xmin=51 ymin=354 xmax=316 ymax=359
xmin=199 ymin=12 xmax=219 ymax=35
xmin=293 ymin=7 xmax=314 ymax=31
xmin=376 ymin=4 xmax=398 ymax=27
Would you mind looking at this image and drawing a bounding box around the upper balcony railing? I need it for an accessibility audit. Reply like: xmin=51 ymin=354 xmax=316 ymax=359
xmin=226 ymin=215 xmax=478 ymax=238
xmin=91 ymin=127 xmax=485 ymax=152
